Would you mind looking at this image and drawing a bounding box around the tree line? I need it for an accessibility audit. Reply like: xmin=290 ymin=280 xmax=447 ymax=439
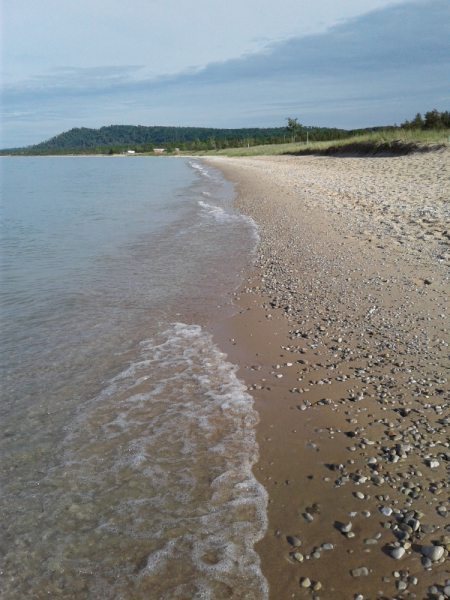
xmin=21 ymin=124 xmax=302 ymax=150
xmin=400 ymin=109 xmax=450 ymax=130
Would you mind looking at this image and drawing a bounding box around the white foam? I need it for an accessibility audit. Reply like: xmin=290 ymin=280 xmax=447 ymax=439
xmin=40 ymin=323 xmax=268 ymax=599
xmin=198 ymin=200 xmax=260 ymax=241
xmin=189 ymin=160 xmax=211 ymax=177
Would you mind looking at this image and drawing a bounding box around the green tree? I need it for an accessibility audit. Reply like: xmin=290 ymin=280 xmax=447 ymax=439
xmin=424 ymin=109 xmax=444 ymax=129
xmin=401 ymin=113 xmax=424 ymax=130
xmin=441 ymin=111 xmax=450 ymax=128
xmin=286 ymin=117 xmax=301 ymax=142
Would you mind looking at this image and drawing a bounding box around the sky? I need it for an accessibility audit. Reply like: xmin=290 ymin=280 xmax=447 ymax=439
xmin=1 ymin=0 xmax=449 ymax=148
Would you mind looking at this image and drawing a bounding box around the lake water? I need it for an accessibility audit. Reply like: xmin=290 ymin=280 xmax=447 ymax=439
xmin=0 ymin=157 xmax=268 ymax=599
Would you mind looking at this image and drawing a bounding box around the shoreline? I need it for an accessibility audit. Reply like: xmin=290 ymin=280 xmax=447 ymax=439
xmin=206 ymin=152 xmax=450 ymax=599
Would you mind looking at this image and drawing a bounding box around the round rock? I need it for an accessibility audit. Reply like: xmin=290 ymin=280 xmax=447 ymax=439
xmin=422 ymin=545 xmax=444 ymax=561
xmin=391 ymin=547 xmax=406 ymax=560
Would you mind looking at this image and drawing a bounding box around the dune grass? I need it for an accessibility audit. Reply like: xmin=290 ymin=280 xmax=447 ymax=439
xmin=178 ymin=128 xmax=449 ymax=158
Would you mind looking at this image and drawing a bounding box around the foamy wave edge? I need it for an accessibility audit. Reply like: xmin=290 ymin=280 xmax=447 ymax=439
xmin=62 ymin=323 xmax=269 ymax=600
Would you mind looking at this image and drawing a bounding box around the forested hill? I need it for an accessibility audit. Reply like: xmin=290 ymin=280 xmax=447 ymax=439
xmin=31 ymin=125 xmax=295 ymax=149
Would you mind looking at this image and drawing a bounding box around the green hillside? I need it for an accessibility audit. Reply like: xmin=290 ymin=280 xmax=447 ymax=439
xmin=31 ymin=125 xmax=295 ymax=149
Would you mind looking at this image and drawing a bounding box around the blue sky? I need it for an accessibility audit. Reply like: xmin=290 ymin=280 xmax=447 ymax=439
xmin=1 ymin=0 xmax=449 ymax=148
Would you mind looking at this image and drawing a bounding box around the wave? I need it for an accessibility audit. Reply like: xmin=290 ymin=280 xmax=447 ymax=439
xmin=20 ymin=323 xmax=269 ymax=599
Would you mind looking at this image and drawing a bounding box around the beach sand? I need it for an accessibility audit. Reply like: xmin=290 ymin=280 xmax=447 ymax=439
xmin=205 ymin=151 xmax=450 ymax=600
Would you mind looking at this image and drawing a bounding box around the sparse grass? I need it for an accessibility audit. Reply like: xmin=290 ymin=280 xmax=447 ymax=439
xmin=178 ymin=129 xmax=450 ymax=158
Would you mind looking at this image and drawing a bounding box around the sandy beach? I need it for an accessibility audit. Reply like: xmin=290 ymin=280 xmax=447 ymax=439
xmin=205 ymin=151 xmax=450 ymax=600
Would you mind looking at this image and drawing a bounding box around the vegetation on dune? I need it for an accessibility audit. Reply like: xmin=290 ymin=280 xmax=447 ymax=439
xmin=192 ymin=129 xmax=448 ymax=158
xmin=185 ymin=111 xmax=450 ymax=157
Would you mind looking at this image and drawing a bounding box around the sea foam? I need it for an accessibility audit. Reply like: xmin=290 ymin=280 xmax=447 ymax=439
xmin=33 ymin=324 xmax=269 ymax=599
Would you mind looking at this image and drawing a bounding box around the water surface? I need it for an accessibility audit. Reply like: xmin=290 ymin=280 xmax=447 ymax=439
xmin=1 ymin=156 xmax=268 ymax=599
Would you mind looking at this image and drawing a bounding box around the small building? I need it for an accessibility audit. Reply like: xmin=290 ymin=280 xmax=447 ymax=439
xmin=154 ymin=148 xmax=165 ymax=153
xmin=127 ymin=150 xmax=135 ymax=154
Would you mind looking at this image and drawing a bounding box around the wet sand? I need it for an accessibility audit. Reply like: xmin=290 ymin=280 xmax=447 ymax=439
xmin=206 ymin=152 xmax=450 ymax=600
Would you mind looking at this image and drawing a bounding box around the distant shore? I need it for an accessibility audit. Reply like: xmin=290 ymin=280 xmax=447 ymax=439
xmin=2 ymin=130 xmax=448 ymax=159
xmin=206 ymin=151 xmax=450 ymax=600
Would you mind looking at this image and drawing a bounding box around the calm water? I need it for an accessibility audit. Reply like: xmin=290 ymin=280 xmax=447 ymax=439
xmin=0 ymin=157 xmax=268 ymax=599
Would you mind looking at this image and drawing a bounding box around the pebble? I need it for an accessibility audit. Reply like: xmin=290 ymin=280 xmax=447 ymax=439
xmin=341 ymin=522 xmax=352 ymax=533
xmin=355 ymin=492 xmax=365 ymax=499
xmin=397 ymin=581 xmax=407 ymax=590
xmin=372 ymin=475 xmax=384 ymax=486
xmin=391 ymin=547 xmax=406 ymax=559
xmin=300 ymin=577 xmax=311 ymax=588
xmin=381 ymin=506 xmax=393 ymax=516
xmin=293 ymin=552 xmax=304 ymax=562
xmin=322 ymin=543 xmax=333 ymax=550
xmin=288 ymin=536 xmax=302 ymax=547
xmin=429 ymin=460 xmax=440 ymax=468
xmin=422 ymin=545 xmax=444 ymax=561
xmin=443 ymin=586 xmax=450 ymax=596
xmin=351 ymin=567 xmax=369 ymax=577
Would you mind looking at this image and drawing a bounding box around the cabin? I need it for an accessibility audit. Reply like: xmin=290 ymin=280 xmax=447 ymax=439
xmin=127 ymin=150 xmax=135 ymax=154
xmin=154 ymin=148 xmax=165 ymax=153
